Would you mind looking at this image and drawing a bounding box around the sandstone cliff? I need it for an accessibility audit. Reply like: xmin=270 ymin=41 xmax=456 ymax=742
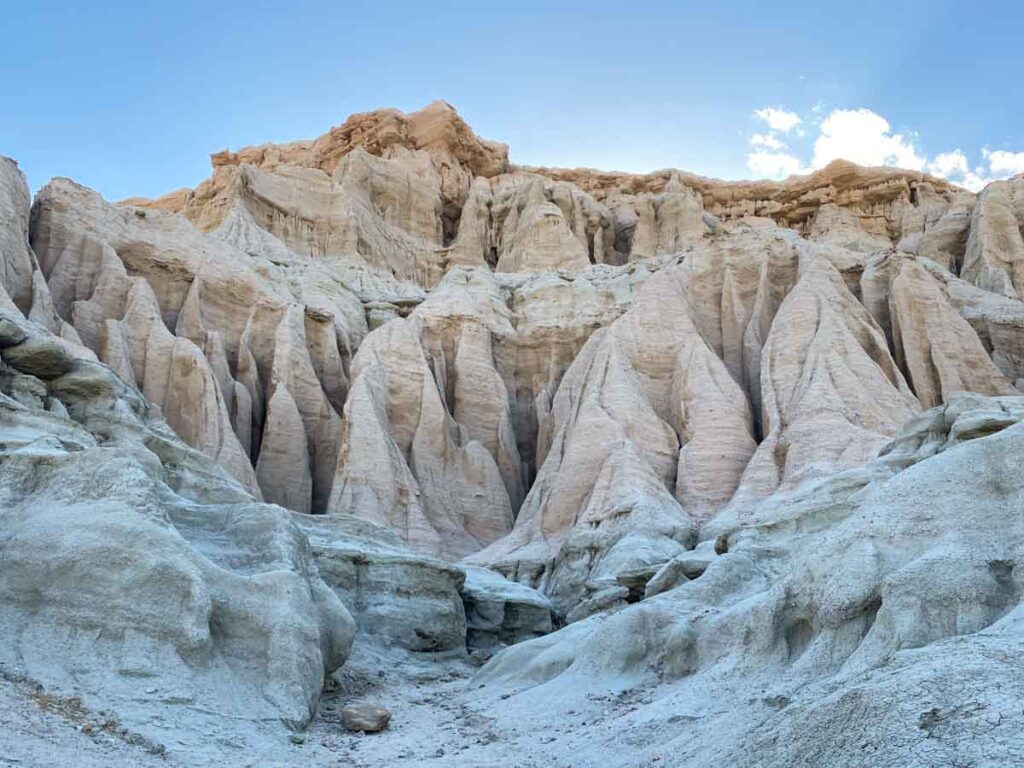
xmin=4 ymin=103 xmax=1024 ymax=767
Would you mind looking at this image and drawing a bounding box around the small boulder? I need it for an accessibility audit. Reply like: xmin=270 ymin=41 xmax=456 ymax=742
xmin=0 ymin=317 xmax=27 ymax=347
xmin=566 ymin=586 xmax=630 ymax=623
xmin=645 ymin=539 xmax=721 ymax=598
xmin=2 ymin=336 xmax=74 ymax=379
xmin=643 ymin=558 xmax=690 ymax=599
xmin=341 ymin=703 xmax=391 ymax=733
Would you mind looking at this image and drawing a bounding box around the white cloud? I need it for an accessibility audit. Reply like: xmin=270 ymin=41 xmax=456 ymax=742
xmin=747 ymin=150 xmax=802 ymax=180
xmin=927 ymin=149 xmax=989 ymax=192
xmin=812 ymin=108 xmax=926 ymax=171
xmin=958 ymin=172 xmax=990 ymax=193
xmin=984 ymin=149 xmax=1024 ymax=177
xmin=742 ymin=102 xmax=1024 ymax=193
xmin=750 ymin=133 xmax=786 ymax=151
xmin=929 ymin=149 xmax=970 ymax=178
xmin=753 ymin=107 xmax=802 ymax=134
xmin=924 ymin=148 xmax=1024 ymax=192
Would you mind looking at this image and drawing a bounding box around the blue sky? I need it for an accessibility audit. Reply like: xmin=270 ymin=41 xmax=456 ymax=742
xmin=3 ymin=0 xmax=1022 ymax=200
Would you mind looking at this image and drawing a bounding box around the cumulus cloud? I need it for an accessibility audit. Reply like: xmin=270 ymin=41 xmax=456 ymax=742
xmin=923 ymin=147 xmax=1024 ymax=192
xmin=742 ymin=103 xmax=1023 ymax=192
xmin=812 ymin=108 xmax=926 ymax=170
xmin=750 ymin=133 xmax=786 ymax=151
xmin=929 ymin=149 xmax=970 ymax=178
xmin=927 ymin=150 xmax=989 ymax=192
xmin=747 ymin=150 xmax=802 ymax=180
xmin=753 ymin=107 xmax=802 ymax=134
xmin=985 ymin=149 xmax=1024 ymax=177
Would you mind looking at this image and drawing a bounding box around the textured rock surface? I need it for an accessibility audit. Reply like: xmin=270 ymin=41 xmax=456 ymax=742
xmin=461 ymin=565 xmax=553 ymax=650
xmin=295 ymin=512 xmax=467 ymax=652
xmin=31 ymin=172 xmax=367 ymax=509
xmin=963 ymin=177 xmax=1024 ymax=298
xmin=5 ymin=103 xmax=1024 ymax=767
xmin=0 ymin=310 xmax=355 ymax=756
xmin=476 ymin=394 xmax=1024 ymax=767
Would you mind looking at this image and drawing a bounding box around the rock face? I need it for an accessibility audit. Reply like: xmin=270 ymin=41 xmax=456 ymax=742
xmin=478 ymin=393 xmax=1024 ymax=767
xmin=5 ymin=102 xmax=1024 ymax=767
xmin=295 ymin=512 xmax=467 ymax=652
xmin=0 ymin=312 xmax=355 ymax=751
xmin=31 ymin=173 xmax=367 ymax=510
xmin=962 ymin=177 xmax=1024 ymax=298
xmin=461 ymin=566 xmax=553 ymax=651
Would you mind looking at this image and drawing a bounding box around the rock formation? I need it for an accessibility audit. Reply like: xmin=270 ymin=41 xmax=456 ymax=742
xmin=4 ymin=102 xmax=1024 ymax=767
xmin=0 ymin=286 xmax=354 ymax=752
xmin=962 ymin=177 xmax=1024 ymax=298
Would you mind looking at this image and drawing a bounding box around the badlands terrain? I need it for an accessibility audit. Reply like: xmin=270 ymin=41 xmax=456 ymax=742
xmin=2 ymin=100 xmax=1024 ymax=766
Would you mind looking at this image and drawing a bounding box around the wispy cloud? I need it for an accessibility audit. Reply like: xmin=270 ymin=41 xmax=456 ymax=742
xmin=745 ymin=108 xmax=803 ymax=180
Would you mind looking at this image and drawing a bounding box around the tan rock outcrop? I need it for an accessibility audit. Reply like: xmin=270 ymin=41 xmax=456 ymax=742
xmin=8 ymin=105 xmax=1024 ymax=619
xmin=327 ymin=263 xmax=655 ymax=558
xmin=888 ymin=258 xmax=1016 ymax=407
xmin=328 ymin=314 xmax=514 ymax=559
xmin=527 ymin=159 xmax=961 ymax=241
xmin=962 ymin=177 xmax=1024 ymax=299
xmin=732 ymin=255 xmax=920 ymax=506
xmin=29 ymin=175 xmax=366 ymax=509
xmin=471 ymin=265 xmax=757 ymax=611
xmin=0 ymin=158 xmax=38 ymax=315
xmin=897 ymin=185 xmax=975 ymax=270
xmin=132 ymin=101 xmax=508 ymax=244
xmin=0 ymin=159 xmax=64 ymax=335
xmin=923 ymin=260 xmax=1024 ymax=388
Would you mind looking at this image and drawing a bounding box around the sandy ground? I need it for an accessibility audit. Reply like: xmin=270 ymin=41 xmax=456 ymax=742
xmin=249 ymin=640 xmax=667 ymax=768
xmin=0 ymin=638 xmax=664 ymax=768
xmin=248 ymin=642 xmax=570 ymax=768
xmin=0 ymin=673 xmax=167 ymax=767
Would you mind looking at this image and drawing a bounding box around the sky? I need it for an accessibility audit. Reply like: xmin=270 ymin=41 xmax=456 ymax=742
xmin=2 ymin=0 xmax=1023 ymax=201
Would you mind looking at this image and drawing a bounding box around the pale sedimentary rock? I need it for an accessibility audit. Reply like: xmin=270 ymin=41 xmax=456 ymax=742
xmin=327 ymin=263 xmax=655 ymax=559
xmin=897 ymin=185 xmax=975 ymax=270
xmin=28 ymin=174 xmax=366 ymax=509
xmin=471 ymin=265 xmax=757 ymax=611
xmin=5 ymin=100 xmax=1024 ymax=767
xmin=0 ymin=159 xmax=67 ymax=337
xmin=327 ymin=296 xmax=515 ymax=559
xmin=0 ymin=158 xmax=38 ymax=315
xmin=888 ymin=258 xmax=1016 ymax=407
xmin=808 ymin=202 xmax=893 ymax=253
xmin=0 ymin=309 xmax=354 ymax=756
xmin=730 ymin=255 xmax=920 ymax=509
xmin=962 ymin=177 xmax=1024 ymax=299
xmin=478 ymin=394 xmax=1024 ymax=767
xmin=923 ymin=259 xmax=1024 ymax=388
xmin=461 ymin=565 xmax=553 ymax=650
xmin=295 ymin=513 xmax=467 ymax=652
